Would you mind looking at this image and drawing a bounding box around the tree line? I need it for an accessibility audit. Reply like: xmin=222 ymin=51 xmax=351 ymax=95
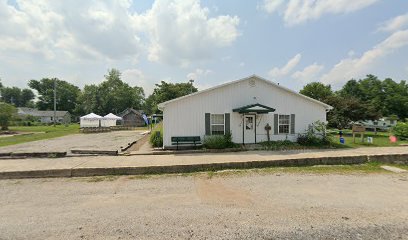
xmin=0 ymin=71 xmax=406 ymax=128
xmin=300 ymin=74 xmax=408 ymax=129
xmin=0 ymin=69 xmax=197 ymax=120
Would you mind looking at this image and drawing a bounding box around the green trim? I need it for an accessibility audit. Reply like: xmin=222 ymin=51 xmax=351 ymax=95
xmin=232 ymin=103 xmax=275 ymax=114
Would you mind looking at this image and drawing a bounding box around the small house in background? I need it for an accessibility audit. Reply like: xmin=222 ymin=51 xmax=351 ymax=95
xmin=355 ymin=117 xmax=398 ymax=131
xmin=17 ymin=107 xmax=71 ymax=124
xmin=118 ymin=108 xmax=145 ymax=127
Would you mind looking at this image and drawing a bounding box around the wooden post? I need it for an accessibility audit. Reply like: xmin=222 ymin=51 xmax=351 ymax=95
xmin=265 ymin=123 xmax=271 ymax=143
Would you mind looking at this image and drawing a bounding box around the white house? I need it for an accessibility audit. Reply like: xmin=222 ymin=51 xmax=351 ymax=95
xmin=158 ymin=75 xmax=332 ymax=148
xmin=17 ymin=107 xmax=71 ymax=124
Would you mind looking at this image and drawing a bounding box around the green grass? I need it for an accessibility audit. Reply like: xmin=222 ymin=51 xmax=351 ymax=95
xmin=72 ymin=162 xmax=408 ymax=183
xmin=0 ymin=124 xmax=80 ymax=147
xmin=328 ymin=130 xmax=408 ymax=148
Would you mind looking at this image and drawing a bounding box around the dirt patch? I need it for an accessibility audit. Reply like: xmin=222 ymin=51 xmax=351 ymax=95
xmin=195 ymin=177 xmax=253 ymax=207
xmin=125 ymin=133 xmax=150 ymax=152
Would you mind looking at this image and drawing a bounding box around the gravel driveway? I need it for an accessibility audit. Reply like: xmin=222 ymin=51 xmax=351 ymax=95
xmin=0 ymin=130 xmax=145 ymax=154
xmin=1 ymin=172 xmax=407 ymax=239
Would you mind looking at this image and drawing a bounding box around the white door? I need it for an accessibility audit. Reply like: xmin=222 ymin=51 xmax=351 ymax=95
xmin=244 ymin=115 xmax=255 ymax=143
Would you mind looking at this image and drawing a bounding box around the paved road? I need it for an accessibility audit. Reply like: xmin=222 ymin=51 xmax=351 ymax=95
xmin=0 ymin=130 xmax=145 ymax=154
xmin=1 ymin=172 xmax=407 ymax=239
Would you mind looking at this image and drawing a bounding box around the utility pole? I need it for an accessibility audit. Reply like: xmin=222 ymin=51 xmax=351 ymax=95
xmin=53 ymin=78 xmax=56 ymax=127
xmin=189 ymin=79 xmax=194 ymax=94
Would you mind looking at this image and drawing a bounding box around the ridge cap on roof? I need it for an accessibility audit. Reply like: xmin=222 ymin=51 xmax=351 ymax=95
xmin=158 ymin=75 xmax=332 ymax=110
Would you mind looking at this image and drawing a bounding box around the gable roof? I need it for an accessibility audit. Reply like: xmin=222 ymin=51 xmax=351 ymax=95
xmin=118 ymin=108 xmax=143 ymax=117
xmin=158 ymin=75 xmax=333 ymax=110
xmin=80 ymin=113 xmax=102 ymax=119
xmin=18 ymin=107 xmax=70 ymax=117
xmin=233 ymin=103 xmax=276 ymax=114
xmin=104 ymin=113 xmax=122 ymax=120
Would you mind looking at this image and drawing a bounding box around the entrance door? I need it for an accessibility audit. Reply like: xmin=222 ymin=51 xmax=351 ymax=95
xmin=244 ymin=115 xmax=255 ymax=143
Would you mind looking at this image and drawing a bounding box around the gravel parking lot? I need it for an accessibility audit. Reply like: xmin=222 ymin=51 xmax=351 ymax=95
xmin=0 ymin=130 xmax=145 ymax=154
xmin=1 ymin=172 xmax=407 ymax=239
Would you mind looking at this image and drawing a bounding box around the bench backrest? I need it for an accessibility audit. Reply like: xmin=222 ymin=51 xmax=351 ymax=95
xmin=172 ymin=136 xmax=201 ymax=142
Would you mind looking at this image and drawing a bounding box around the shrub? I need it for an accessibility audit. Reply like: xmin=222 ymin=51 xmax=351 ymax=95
xmin=204 ymin=132 xmax=235 ymax=149
xmin=297 ymin=120 xmax=332 ymax=146
xmin=150 ymin=130 xmax=163 ymax=147
xmin=392 ymin=122 xmax=408 ymax=140
xmin=259 ymin=140 xmax=299 ymax=150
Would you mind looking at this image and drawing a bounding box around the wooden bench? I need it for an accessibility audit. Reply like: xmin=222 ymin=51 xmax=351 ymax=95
xmin=171 ymin=136 xmax=201 ymax=150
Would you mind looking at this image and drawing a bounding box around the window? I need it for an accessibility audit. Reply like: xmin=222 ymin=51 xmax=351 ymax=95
xmin=278 ymin=115 xmax=290 ymax=134
xmin=211 ymin=114 xmax=224 ymax=135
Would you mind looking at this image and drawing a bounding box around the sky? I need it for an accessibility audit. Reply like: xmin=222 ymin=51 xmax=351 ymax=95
xmin=1 ymin=0 xmax=408 ymax=95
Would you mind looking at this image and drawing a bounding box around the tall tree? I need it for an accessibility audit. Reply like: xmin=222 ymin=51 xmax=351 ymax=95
xmin=28 ymin=78 xmax=80 ymax=113
xmin=299 ymin=82 xmax=333 ymax=102
xmin=144 ymin=81 xmax=198 ymax=114
xmin=78 ymin=69 xmax=145 ymax=115
xmin=0 ymin=86 xmax=35 ymax=107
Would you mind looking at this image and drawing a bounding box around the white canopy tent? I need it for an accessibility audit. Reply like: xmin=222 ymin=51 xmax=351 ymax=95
xmin=80 ymin=113 xmax=102 ymax=128
xmin=101 ymin=113 xmax=122 ymax=127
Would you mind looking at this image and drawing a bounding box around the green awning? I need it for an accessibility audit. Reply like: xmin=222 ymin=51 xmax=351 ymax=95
xmin=232 ymin=103 xmax=275 ymax=114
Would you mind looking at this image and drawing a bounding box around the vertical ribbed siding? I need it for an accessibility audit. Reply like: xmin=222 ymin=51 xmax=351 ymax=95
xmin=290 ymin=114 xmax=295 ymax=134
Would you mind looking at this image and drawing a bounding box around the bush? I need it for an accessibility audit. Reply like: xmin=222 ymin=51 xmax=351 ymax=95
xmin=259 ymin=140 xmax=299 ymax=150
xmin=392 ymin=122 xmax=408 ymax=140
xmin=149 ymin=130 xmax=163 ymax=147
xmin=297 ymin=120 xmax=332 ymax=146
xmin=204 ymin=132 xmax=235 ymax=149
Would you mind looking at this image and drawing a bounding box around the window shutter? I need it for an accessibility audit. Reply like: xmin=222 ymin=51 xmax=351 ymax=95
xmin=205 ymin=113 xmax=210 ymax=135
xmin=290 ymin=114 xmax=295 ymax=134
xmin=225 ymin=113 xmax=230 ymax=134
xmin=274 ymin=114 xmax=278 ymax=135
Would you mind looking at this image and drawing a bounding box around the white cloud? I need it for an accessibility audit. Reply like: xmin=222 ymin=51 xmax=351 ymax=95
xmin=291 ymin=63 xmax=324 ymax=83
xmin=186 ymin=68 xmax=213 ymax=80
xmin=239 ymin=62 xmax=245 ymax=67
xmin=122 ymin=68 xmax=154 ymax=95
xmin=0 ymin=0 xmax=239 ymax=66
xmin=261 ymin=0 xmax=378 ymax=26
xmin=260 ymin=0 xmax=285 ymax=14
xmin=268 ymin=54 xmax=301 ymax=78
xmin=377 ymin=13 xmax=408 ymax=32
xmin=321 ymin=30 xmax=408 ymax=85
xmin=136 ymin=0 xmax=240 ymax=66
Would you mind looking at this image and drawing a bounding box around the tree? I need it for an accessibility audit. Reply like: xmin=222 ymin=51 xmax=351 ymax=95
xmin=325 ymin=95 xmax=380 ymax=129
xmin=78 ymin=69 xmax=145 ymax=115
xmin=299 ymin=82 xmax=333 ymax=102
xmin=0 ymin=87 xmax=35 ymax=107
xmin=144 ymin=81 xmax=198 ymax=114
xmin=28 ymin=78 xmax=80 ymax=113
xmin=0 ymin=102 xmax=16 ymax=130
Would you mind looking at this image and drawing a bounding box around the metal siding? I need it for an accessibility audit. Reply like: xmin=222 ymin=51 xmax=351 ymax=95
xmin=290 ymin=114 xmax=295 ymax=134
xmin=162 ymin=77 xmax=327 ymax=147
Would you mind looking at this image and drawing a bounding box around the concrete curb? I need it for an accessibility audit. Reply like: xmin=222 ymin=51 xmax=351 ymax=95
xmin=0 ymin=152 xmax=67 ymax=159
xmin=1 ymin=153 xmax=407 ymax=180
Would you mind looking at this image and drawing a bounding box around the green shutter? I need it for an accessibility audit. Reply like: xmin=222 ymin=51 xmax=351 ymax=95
xmin=225 ymin=113 xmax=230 ymax=134
xmin=274 ymin=114 xmax=278 ymax=135
xmin=290 ymin=114 xmax=295 ymax=134
xmin=205 ymin=113 xmax=210 ymax=135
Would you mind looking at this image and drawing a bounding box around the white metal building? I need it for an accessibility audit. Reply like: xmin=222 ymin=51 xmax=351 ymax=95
xmin=101 ymin=113 xmax=122 ymax=127
xmin=80 ymin=113 xmax=102 ymax=128
xmin=158 ymin=75 xmax=332 ymax=148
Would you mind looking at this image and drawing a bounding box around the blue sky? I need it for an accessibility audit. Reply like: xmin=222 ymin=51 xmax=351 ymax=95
xmin=1 ymin=0 xmax=408 ymax=95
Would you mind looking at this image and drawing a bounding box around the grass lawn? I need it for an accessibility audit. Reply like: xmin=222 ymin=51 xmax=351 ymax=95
xmin=0 ymin=124 xmax=80 ymax=147
xmin=328 ymin=130 xmax=408 ymax=148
